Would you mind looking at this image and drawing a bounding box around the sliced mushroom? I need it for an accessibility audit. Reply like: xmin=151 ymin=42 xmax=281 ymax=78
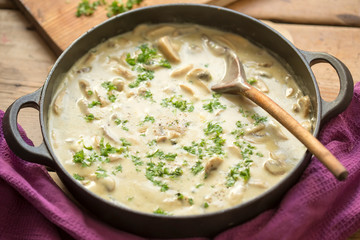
xmin=99 ymin=176 xmax=116 ymax=192
xmin=172 ymin=26 xmax=198 ymax=37
xmin=248 ymin=179 xmax=269 ymax=189
xmin=285 ymin=87 xmax=294 ymax=98
xmin=112 ymin=78 xmax=124 ymax=92
xmin=202 ymin=34 xmax=226 ymax=56
xmin=94 ymin=89 xmax=111 ymax=107
xmin=212 ymin=35 xmax=236 ymax=50
xmin=267 ymin=121 xmax=288 ymax=140
xmin=77 ymin=98 xmax=90 ymax=115
xmin=301 ymin=120 xmax=312 ymax=132
xmin=79 ymin=79 xmax=92 ymax=98
xmin=179 ymin=84 xmax=195 ymax=96
xmin=228 ymin=182 xmax=245 ymax=203
xmin=264 ymin=159 xmax=287 ymax=175
xmin=146 ymin=26 xmax=176 ymax=39
xmin=112 ymin=65 xmax=135 ymax=80
xmin=83 ymin=52 xmax=96 ymax=65
xmin=258 ymin=62 xmax=273 ymax=68
xmin=132 ymin=24 xmax=148 ymax=37
xmin=92 ymin=136 xmax=102 ymax=149
xmin=204 ymin=157 xmax=223 ymax=175
xmin=101 ymin=125 xmax=119 ymax=143
xmin=255 ymin=70 xmax=272 ymax=78
xmin=254 ymin=78 xmax=269 ymax=93
xmin=245 ymin=123 xmax=265 ymax=135
xmin=227 ymin=145 xmax=243 ymax=158
xmin=298 ymin=95 xmax=311 ymax=117
xmin=167 ymin=130 xmax=181 ymax=140
xmin=186 ymin=68 xmax=212 ymax=82
xmin=157 ymin=36 xmax=180 ymax=63
xmin=156 ymin=135 xmax=167 ymax=143
xmin=170 ymin=64 xmax=193 ymax=78
xmin=108 ymin=153 xmax=122 ymax=162
xmin=53 ymin=89 xmax=66 ymax=115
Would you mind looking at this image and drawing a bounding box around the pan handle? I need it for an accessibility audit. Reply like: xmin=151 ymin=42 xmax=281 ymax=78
xmin=299 ymin=49 xmax=354 ymax=123
xmin=2 ymin=87 xmax=56 ymax=169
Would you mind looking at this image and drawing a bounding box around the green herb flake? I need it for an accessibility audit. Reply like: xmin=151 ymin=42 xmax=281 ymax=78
xmin=95 ymin=167 xmax=108 ymax=178
xmin=191 ymin=160 xmax=204 ymax=175
xmin=114 ymin=118 xmax=129 ymax=131
xmin=112 ymin=164 xmax=123 ymax=175
xmin=247 ymin=77 xmax=257 ymax=85
xmin=101 ymin=81 xmax=117 ymax=91
xmin=76 ymin=0 xmax=105 ymax=17
xmin=153 ymin=207 xmax=168 ymax=215
xmin=73 ymin=173 xmax=85 ymax=181
xmin=88 ymin=100 xmax=101 ymax=108
xmin=99 ymin=138 xmax=123 ymax=157
xmin=204 ymin=122 xmax=223 ymax=136
xmin=202 ymin=93 xmax=227 ymax=113
xmin=251 ymin=113 xmax=267 ymax=126
xmin=84 ymin=113 xmax=95 ymax=122
xmin=161 ymin=95 xmax=194 ymax=112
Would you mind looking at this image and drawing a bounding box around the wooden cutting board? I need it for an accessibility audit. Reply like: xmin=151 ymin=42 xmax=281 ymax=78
xmin=12 ymin=0 xmax=236 ymax=56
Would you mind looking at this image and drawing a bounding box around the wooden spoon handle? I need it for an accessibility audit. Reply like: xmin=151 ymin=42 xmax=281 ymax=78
xmin=244 ymin=86 xmax=348 ymax=181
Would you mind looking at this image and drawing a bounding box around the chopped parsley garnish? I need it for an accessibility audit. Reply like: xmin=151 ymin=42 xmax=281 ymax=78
xmin=76 ymin=0 xmax=105 ymax=17
xmin=145 ymin=161 xmax=182 ymax=192
xmin=226 ymin=140 xmax=256 ymax=187
xmin=108 ymin=94 xmax=117 ymax=102
xmin=161 ymin=95 xmax=194 ymax=112
xmin=73 ymin=173 xmax=85 ymax=181
xmin=203 ymin=202 xmax=209 ymax=208
xmin=202 ymin=93 xmax=227 ymax=113
xmin=120 ymin=138 xmax=131 ymax=147
xmin=114 ymin=118 xmax=129 ymax=131
xmin=95 ymin=166 xmax=108 ymax=178
xmin=153 ymin=207 xmax=168 ymax=215
xmin=176 ymin=192 xmax=184 ymax=200
xmin=112 ymin=164 xmax=123 ymax=175
xmin=99 ymin=138 xmax=123 ymax=157
xmin=251 ymin=113 xmax=268 ymax=126
xmin=129 ymin=68 xmax=154 ymax=88
xmin=101 ymin=81 xmax=117 ymax=91
xmin=140 ymin=90 xmax=155 ymax=102
xmin=76 ymin=0 xmax=143 ymax=18
xmin=204 ymin=121 xmax=223 ymax=136
xmin=140 ymin=115 xmax=155 ymax=125
xmin=191 ymin=160 xmax=204 ymax=175
xmin=88 ymin=100 xmax=101 ymax=108
xmin=247 ymin=77 xmax=257 ymax=85
xmin=231 ymin=120 xmax=248 ymax=139
xmin=84 ymin=113 xmax=95 ymax=122
xmin=126 ymin=44 xmax=171 ymax=88
xmin=146 ymin=149 xmax=177 ymax=161
xmin=131 ymin=155 xmax=143 ymax=166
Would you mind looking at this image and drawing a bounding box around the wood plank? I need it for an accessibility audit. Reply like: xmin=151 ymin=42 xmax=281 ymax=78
xmin=0 ymin=9 xmax=56 ymax=146
xmin=276 ymin=23 xmax=360 ymax=101
xmin=12 ymin=0 xmax=236 ymax=56
xmin=228 ymin=0 xmax=360 ymax=27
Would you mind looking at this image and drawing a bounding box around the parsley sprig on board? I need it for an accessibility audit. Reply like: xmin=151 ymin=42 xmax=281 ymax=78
xmin=76 ymin=0 xmax=144 ymax=18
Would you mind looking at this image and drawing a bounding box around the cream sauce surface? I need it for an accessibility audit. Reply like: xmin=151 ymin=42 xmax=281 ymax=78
xmin=48 ymin=24 xmax=313 ymax=216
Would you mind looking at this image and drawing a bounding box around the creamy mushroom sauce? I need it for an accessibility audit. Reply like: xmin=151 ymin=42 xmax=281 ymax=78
xmin=48 ymin=23 xmax=314 ymax=216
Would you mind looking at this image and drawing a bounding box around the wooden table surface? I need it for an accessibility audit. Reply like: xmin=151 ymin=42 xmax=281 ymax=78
xmin=1 ymin=0 xmax=359 ymax=238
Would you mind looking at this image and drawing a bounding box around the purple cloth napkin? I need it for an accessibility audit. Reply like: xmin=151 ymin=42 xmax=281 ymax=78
xmin=1 ymin=82 xmax=360 ymax=240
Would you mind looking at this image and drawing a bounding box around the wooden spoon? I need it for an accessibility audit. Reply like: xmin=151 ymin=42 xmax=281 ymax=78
xmin=209 ymin=41 xmax=348 ymax=181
